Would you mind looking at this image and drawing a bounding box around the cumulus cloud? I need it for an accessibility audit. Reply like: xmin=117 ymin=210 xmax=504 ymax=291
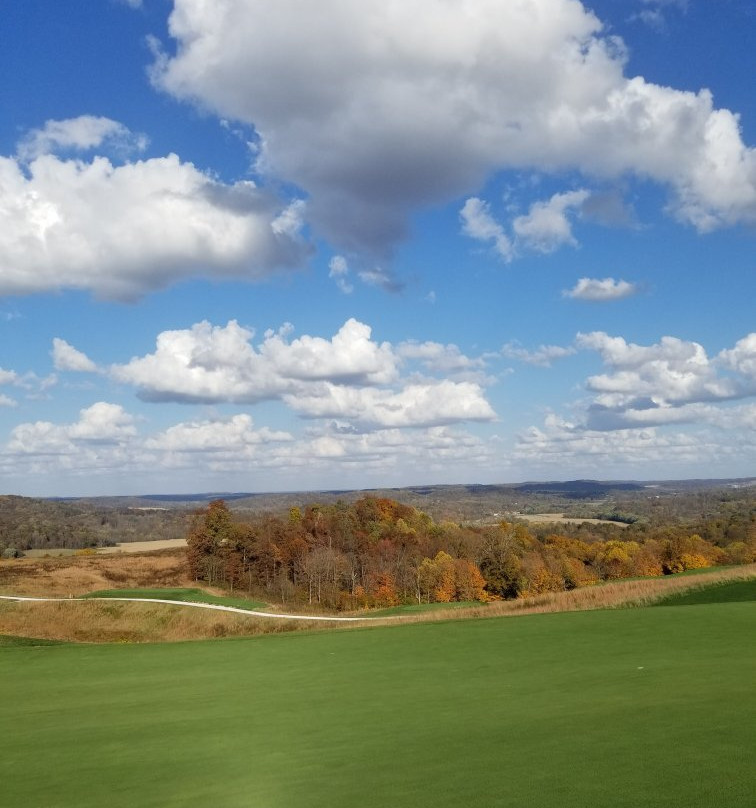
xmin=397 ymin=340 xmax=487 ymax=374
xmin=111 ymin=318 xmax=399 ymax=403
xmin=513 ymin=413 xmax=725 ymax=471
xmin=2 ymin=407 xmax=496 ymax=486
xmin=285 ymin=380 xmax=495 ymax=430
xmin=501 ymin=342 xmax=577 ymax=367
xmin=462 ymin=190 xmax=589 ymax=260
xmin=106 ymin=317 xmax=496 ymax=431
xmin=564 ymin=277 xmax=639 ymax=301
xmin=576 ymin=331 xmax=739 ymax=412
xmin=460 ymin=198 xmax=514 ymax=260
xmin=7 ymin=402 xmax=136 ymax=455
xmin=512 ymin=190 xmax=590 ymax=253
xmin=145 ymin=414 xmax=292 ymax=452
xmin=0 ymin=119 xmax=310 ymax=300
xmin=152 ymin=0 xmax=756 ymax=254
xmin=51 ymin=338 xmax=98 ymax=372
xmin=516 ymin=330 xmax=756 ymax=441
xmin=718 ymin=333 xmax=756 ymax=379
xmin=16 ymin=116 xmax=147 ymax=162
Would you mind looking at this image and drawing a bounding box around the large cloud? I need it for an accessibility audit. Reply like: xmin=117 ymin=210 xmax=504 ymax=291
xmin=152 ymin=0 xmax=756 ymax=253
xmin=110 ymin=318 xmax=399 ymax=403
xmin=2 ymin=406 xmax=496 ymax=486
xmin=7 ymin=402 xmax=136 ymax=456
xmin=284 ymin=380 xmax=495 ymax=430
xmin=105 ymin=317 xmax=496 ymax=430
xmin=514 ymin=331 xmax=756 ymax=456
xmin=0 ymin=117 xmax=309 ymax=300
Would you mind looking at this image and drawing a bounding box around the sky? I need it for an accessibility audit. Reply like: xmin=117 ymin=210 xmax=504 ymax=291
xmin=0 ymin=0 xmax=754 ymax=497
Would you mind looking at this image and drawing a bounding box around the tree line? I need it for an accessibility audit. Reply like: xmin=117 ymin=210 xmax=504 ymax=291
xmin=187 ymin=496 xmax=755 ymax=609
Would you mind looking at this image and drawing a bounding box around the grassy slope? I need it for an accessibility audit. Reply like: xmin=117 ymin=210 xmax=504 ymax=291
xmin=82 ymin=587 xmax=267 ymax=611
xmin=2 ymin=603 xmax=755 ymax=808
xmin=652 ymin=578 xmax=756 ymax=606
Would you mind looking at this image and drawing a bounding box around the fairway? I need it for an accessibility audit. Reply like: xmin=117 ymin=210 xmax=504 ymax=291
xmin=2 ymin=603 xmax=754 ymax=808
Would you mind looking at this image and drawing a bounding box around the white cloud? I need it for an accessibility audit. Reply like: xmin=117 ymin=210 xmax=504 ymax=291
xmin=286 ymin=380 xmax=495 ymax=430
xmin=462 ymin=190 xmax=589 ymax=260
xmin=632 ymin=0 xmax=688 ymax=30
xmin=111 ymin=318 xmax=400 ymax=404
xmin=513 ymin=413 xmax=731 ymax=472
xmin=356 ymin=267 xmax=404 ymax=294
xmin=51 ymin=338 xmax=98 ymax=372
xmin=501 ymin=342 xmax=577 ymax=367
xmin=576 ymin=331 xmax=737 ymax=410
xmin=0 ymin=394 xmax=16 ymax=408
xmin=564 ymin=277 xmax=639 ymax=301
xmin=0 ymin=121 xmax=309 ymax=300
xmin=328 ymin=255 xmax=353 ymax=294
xmin=397 ymin=340 xmax=486 ymax=374
xmin=107 ymin=317 xmax=496 ymax=431
xmin=2 ymin=406 xmax=496 ymax=486
xmin=0 ymin=368 xmax=18 ymax=386
xmin=460 ymin=198 xmax=514 ymax=260
xmin=512 ymin=189 xmax=590 ymax=253
xmin=145 ymin=414 xmax=292 ymax=453
xmin=718 ymin=333 xmax=756 ymax=380
xmin=260 ymin=319 xmax=398 ymax=385
xmin=152 ymin=0 xmax=756 ymax=253
xmin=517 ymin=331 xmax=756 ymax=439
xmin=16 ymin=116 xmax=147 ymax=162
xmin=7 ymin=402 xmax=136 ymax=455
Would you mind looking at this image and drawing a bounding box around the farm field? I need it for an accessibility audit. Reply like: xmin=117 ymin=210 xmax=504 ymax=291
xmin=511 ymin=512 xmax=629 ymax=527
xmin=2 ymin=598 xmax=754 ymax=807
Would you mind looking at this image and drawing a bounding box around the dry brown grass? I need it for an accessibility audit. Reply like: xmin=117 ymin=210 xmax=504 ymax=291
xmin=0 ymin=599 xmax=333 ymax=643
xmin=0 ymin=549 xmax=190 ymax=597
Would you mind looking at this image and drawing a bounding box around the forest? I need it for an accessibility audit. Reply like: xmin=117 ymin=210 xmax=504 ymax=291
xmin=186 ymin=495 xmax=756 ymax=609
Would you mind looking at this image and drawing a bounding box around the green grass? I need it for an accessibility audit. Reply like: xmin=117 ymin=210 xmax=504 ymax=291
xmin=1 ymin=602 xmax=754 ymax=807
xmin=0 ymin=634 xmax=63 ymax=647
xmin=82 ymin=587 xmax=267 ymax=611
xmin=653 ymin=577 xmax=756 ymax=607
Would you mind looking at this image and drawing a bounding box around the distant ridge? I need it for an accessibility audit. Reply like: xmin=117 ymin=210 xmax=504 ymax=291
xmin=39 ymin=476 xmax=755 ymax=507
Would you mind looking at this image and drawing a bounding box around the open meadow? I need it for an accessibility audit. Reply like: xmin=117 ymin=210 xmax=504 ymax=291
xmin=2 ymin=583 xmax=755 ymax=808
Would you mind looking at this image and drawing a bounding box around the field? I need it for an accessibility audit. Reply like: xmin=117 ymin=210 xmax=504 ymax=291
xmin=509 ymin=511 xmax=629 ymax=527
xmin=2 ymin=592 xmax=754 ymax=807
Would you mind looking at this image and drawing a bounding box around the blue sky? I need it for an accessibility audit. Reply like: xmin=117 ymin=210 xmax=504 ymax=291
xmin=0 ymin=0 xmax=754 ymax=496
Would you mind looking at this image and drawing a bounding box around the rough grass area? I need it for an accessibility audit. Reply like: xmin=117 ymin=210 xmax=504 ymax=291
xmin=370 ymin=599 xmax=486 ymax=616
xmin=1 ymin=603 xmax=754 ymax=808
xmin=0 ymin=600 xmax=329 ymax=643
xmin=652 ymin=578 xmax=756 ymax=607
xmin=0 ymin=550 xmax=190 ymax=597
xmin=82 ymin=587 xmax=267 ymax=611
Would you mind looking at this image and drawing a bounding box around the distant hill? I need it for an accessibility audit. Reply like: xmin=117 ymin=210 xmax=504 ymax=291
xmin=513 ymin=480 xmax=644 ymax=499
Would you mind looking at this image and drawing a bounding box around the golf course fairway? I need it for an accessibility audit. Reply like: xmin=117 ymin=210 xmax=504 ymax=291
xmin=2 ymin=601 xmax=754 ymax=807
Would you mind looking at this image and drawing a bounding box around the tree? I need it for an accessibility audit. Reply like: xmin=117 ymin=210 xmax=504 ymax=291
xmin=187 ymin=499 xmax=233 ymax=584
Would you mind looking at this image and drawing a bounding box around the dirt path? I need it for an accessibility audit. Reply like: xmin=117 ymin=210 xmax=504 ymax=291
xmin=0 ymin=594 xmax=390 ymax=623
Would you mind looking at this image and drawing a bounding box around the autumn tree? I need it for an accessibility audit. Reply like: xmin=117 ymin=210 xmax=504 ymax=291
xmin=187 ymin=499 xmax=233 ymax=584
